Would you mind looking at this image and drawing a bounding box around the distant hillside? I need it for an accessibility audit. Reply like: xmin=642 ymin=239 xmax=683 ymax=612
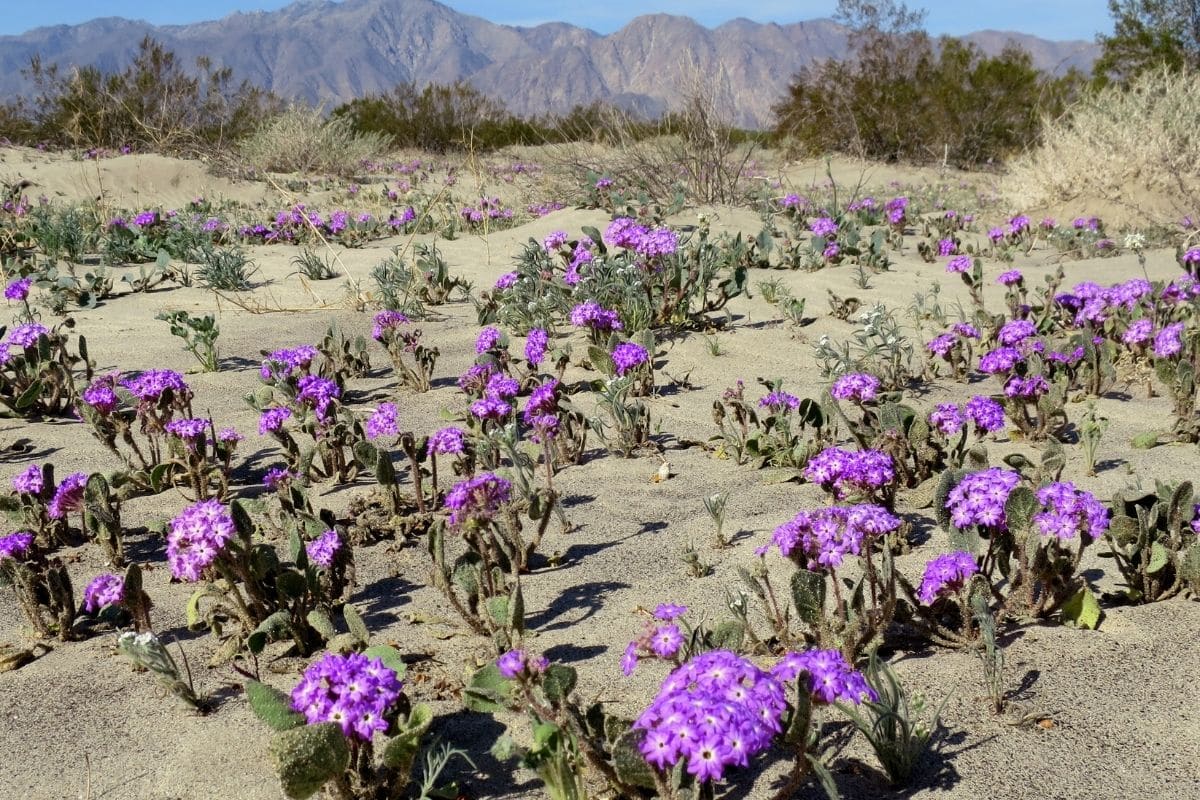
xmin=0 ymin=0 xmax=1100 ymax=128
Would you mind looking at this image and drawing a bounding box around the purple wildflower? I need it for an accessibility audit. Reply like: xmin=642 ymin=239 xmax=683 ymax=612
xmin=365 ymin=403 xmax=399 ymax=440
xmin=11 ymin=464 xmax=42 ymax=495
xmin=0 ymin=531 xmax=34 ymax=561
xmin=290 ymin=651 xmax=404 ymax=742
xmin=83 ymin=573 xmax=125 ymax=612
xmin=166 ymin=499 xmax=236 ymax=582
xmin=445 ymin=473 xmax=511 ymax=528
xmin=306 ymin=529 xmax=342 ymax=568
xmin=612 ymin=342 xmax=649 ymax=376
xmin=916 ymin=551 xmax=978 ymax=604
xmin=47 ymin=472 xmax=87 ymax=519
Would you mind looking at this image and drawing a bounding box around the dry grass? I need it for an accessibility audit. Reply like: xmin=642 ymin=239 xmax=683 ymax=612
xmin=238 ymin=106 xmax=389 ymax=177
xmin=1004 ymin=68 xmax=1200 ymax=224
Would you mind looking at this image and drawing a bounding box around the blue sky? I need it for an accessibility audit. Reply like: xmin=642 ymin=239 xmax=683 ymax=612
xmin=1 ymin=1 xmax=1113 ymax=41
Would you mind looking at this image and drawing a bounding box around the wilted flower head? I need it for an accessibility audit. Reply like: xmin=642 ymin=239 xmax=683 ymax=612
xmin=83 ymin=573 xmax=125 ymax=613
xmin=167 ymin=499 xmax=236 ymax=581
xmin=445 ymin=472 xmax=511 ymax=528
xmin=47 ymin=472 xmax=87 ymax=519
xmin=11 ymin=464 xmax=43 ymax=495
xmin=0 ymin=531 xmax=34 ymax=561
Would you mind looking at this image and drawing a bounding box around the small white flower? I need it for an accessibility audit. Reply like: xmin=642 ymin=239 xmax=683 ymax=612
xmin=1123 ymin=232 xmax=1145 ymax=251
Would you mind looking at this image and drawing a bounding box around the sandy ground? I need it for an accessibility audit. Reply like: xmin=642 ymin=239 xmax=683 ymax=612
xmin=0 ymin=149 xmax=1197 ymax=800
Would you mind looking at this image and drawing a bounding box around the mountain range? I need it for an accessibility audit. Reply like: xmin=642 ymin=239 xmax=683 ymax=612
xmin=0 ymin=0 xmax=1099 ymax=128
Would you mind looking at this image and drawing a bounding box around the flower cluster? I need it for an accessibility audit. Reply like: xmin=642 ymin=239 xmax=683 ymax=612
xmin=427 ymin=426 xmax=466 ymax=456
xmin=365 ymin=403 xmax=399 ymax=440
xmin=47 ymin=472 xmax=87 ymax=520
xmin=12 ymin=464 xmax=43 ymax=495
xmin=771 ymin=648 xmax=876 ymax=705
xmin=122 ymin=369 xmax=189 ymax=402
xmin=603 ymin=217 xmax=678 ymax=258
xmin=371 ymin=310 xmax=410 ymax=341
xmin=804 ymin=447 xmax=895 ymax=500
xmin=1033 ymin=482 xmax=1109 ymax=541
xmin=496 ymin=649 xmax=549 ymax=679
xmin=633 ymin=650 xmax=786 ymax=781
xmin=612 ymin=342 xmax=649 ymax=377
xmin=525 ymin=328 xmax=548 ymax=366
xmin=4 ymin=277 xmax=32 ymax=301
xmin=621 ymin=604 xmax=689 ymax=676
xmin=569 ymin=300 xmax=622 ymax=333
xmin=3 ymin=322 xmax=49 ymax=350
xmin=475 ymin=326 xmax=502 ymax=354
xmin=445 ymin=473 xmax=512 ymax=528
xmin=771 ymin=504 xmax=901 ymax=570
xmin=166 ymin=499 xmax=236 ymax=581
xmin=830 ymin=372 xmax=879 ymax=403
xmin=83 ymin=573 xmax=125 ymax=612
xmin=295 ymin=375 xmax=341 ymax=422
xmin=0 ymin=531 xmax=34 ymax=561
xmin=759 ymin=390 xmax=800 ymax=413
xmin=305 ymin=529 xmax=342 ymax=568
xmin=261 ymin=345 xmax=317 ymax=381
xmin=290 ymin=651 xmax=404 ymax=741
xmin=259 ymin=407 xmax=292 ymax=435
xmin=916 ymin=551 xmax=978 ymax=604
xmin=945 ymin=468 xmax=1022 ymax=534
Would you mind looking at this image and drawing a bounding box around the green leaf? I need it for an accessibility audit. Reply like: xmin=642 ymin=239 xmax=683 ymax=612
xmin=1004 ymin=485 xmax=1038 ymax=534
xmin=269 ymin=723 xmax=349 ymax=800
xmin=790 ymin=569 xmax=826 ymax=625
xmin=541 ymin=663 xmax=577 ymax=705
xmin=306 ymin=609 xmax=336 ymax=640
xmin=709 ymin=620 xmax=745 ymax=651
xmin=1147 ymin=542 xmax=1171 ymax=575
xmin=1131 ymin=431 xmax=1159 ymax=450
xmin=362 ymin=645 xmax=407 ymax=679
xmin=1179 ymin=541 xmax=1200 ymax=591
xmin=463 ymin=663 xmax=516 ymax=713
xmin=1060 ymin=586 xmax=1102 ymax=630
xmin=343 ymin=603 xmax=370 ymax=644
xmin=380 ymin=703 xmax=433 ymax=774
xmin=612 ymin=728 xmax=657 ymax=789
xmin=246 ymin=679 xmax=304 ymax=731
xmin=276 ymin=570 xmax=307 ymax=600
xmin=249 ymin=610 xmax=294 ymax=654
xmin=14 ymin=380 xmax=42 ymax=410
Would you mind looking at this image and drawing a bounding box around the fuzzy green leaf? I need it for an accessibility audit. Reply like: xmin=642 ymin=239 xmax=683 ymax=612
xmin=463 ymin=663 xmax=515 ymax=713
xmin=612 ymin=729 xmax=657 ymax=789
xmin=542 ymin=664 xmax=577 ymax=705
xmin=246 ymin=679 xmax=304 ymax=731
xmin=343 ymin=603 xmax=369 ymax=644
xmin=269 ymin=722 xmax=349 ymax=800
xmin=1061 ymin=586 xmax=1102 ymax=630
xmin=362 ymin=645 xmax=407 ymax=680
xmin=790 ymin=569 xmax=826 ymax=625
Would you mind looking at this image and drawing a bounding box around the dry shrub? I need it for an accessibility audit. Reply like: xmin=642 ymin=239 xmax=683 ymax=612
xmin=238 ymin=107 xmax=389 ymax=177
xmin=542 ymin=68 xmax=761 ymax=205
xmin=1004 ymin=68 xmax=1200 ymax=223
